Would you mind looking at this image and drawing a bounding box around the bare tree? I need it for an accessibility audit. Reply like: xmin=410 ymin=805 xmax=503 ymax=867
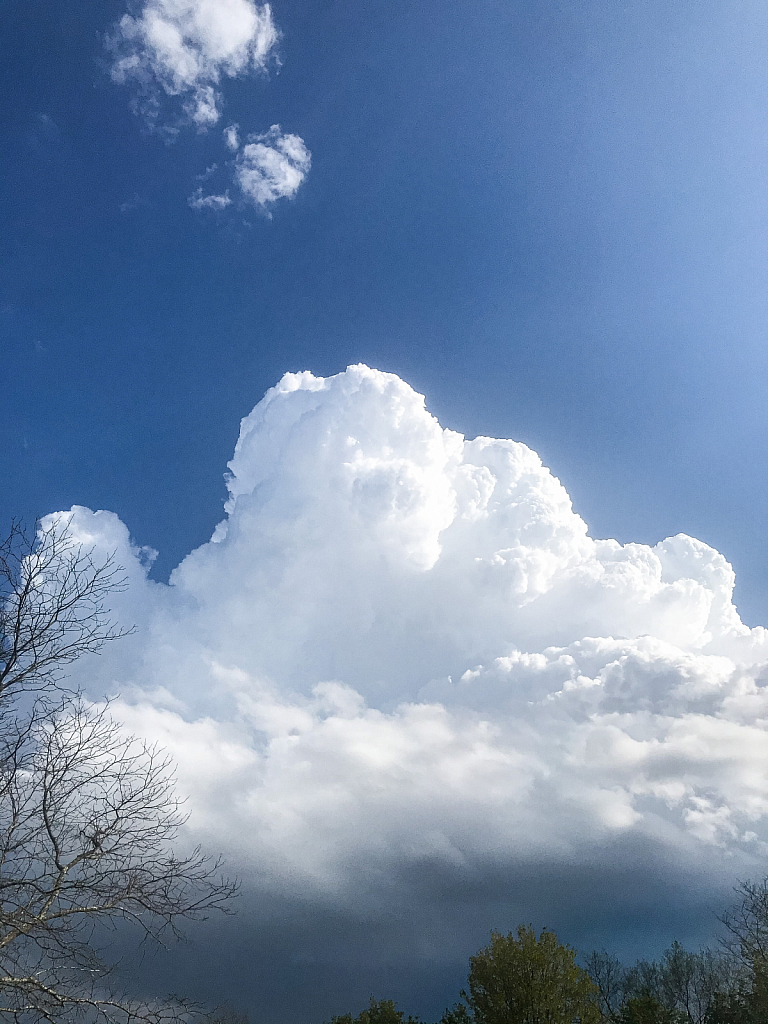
xmin=584 ymin=949 xmax=626 ymax=1022
xmin=0 ymin=519 xmax=238 ymax=1022
xmin=657 ymin=942 xmax=735 ymax=1024
xmin=719 ymin=878 xmax=768 ymax=970
xmin=587 ymin=943 xmax=737 ymax=1024
xmin=0 ymin=518 xmax=130 ymax=700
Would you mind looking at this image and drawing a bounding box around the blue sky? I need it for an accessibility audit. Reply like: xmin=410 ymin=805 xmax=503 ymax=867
xmin=3 ymin=1 xmax=768 ymax=1020
xmin=4 ymin=0 xmax=768 ymax=620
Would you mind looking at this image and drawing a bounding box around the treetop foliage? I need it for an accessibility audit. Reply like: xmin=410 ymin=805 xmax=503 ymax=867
xmin=326 ymin=891 xmax=768 ymax=1024
xmin=327 ymin=997 xmax=423 ymax=1024
xmin=462 ymin=926 xmax=599 ymax=1024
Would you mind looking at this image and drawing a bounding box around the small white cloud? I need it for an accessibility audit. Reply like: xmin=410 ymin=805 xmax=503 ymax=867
xmin=234 ymin=125 xmax=311 ymax=207
xmin=183 ymin=84 xmax=221 ymax=128
xmin=195 ymin=162 xmax=219 ymax=181
xmin=109 ymin=0 xmax=279 ymax=128
xmin=190 ymin=124 xmax=310 ymax=213
xmin=188 ymin=187 xmax=232 ymax=209
xmin=223 ymin=123 xmax=240 ymax=151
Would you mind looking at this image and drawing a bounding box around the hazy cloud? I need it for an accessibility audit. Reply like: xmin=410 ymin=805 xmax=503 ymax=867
xmin=223 ymin=123 xmax=240 ymax=151
xmin=118 ymin=191 xmax=148 ymax=212
xmin=24 ymin=113 xmax=62 ymax=156
xmin=51 ymin=366 xmax=768 ymax=913
xmin=195 ymin=162 xmax=219 ymax=180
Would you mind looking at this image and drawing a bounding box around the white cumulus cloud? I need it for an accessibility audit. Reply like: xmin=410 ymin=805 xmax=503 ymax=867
xmin=109 ymin=0 xmax=279 ymax=128
xmin=188 ymin=124 xmax=310 ymax=211
xmin=234 ymin=125 xmax=311 ymax=207
xmin=50 ymin=366 xmax=768 ymax=908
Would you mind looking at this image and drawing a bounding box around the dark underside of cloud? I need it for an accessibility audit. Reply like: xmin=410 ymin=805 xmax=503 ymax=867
xmin=117 ymin=844 xmax=738 ymax=1022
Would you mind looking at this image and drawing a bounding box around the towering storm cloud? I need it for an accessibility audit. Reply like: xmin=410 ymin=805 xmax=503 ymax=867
xmin=55 ymin=365 xmax=768 ymax=904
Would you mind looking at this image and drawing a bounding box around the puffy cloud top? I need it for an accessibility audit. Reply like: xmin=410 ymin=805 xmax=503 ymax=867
xmin=234 ymin=126 xmax=311 ymax=207
xmin=54 ymin=366 xmax=768 ymax=903
xmin=108 ymin=0 xmax=311 ymax=212
xmin=109 ymin=0 xmax=279 ymax=127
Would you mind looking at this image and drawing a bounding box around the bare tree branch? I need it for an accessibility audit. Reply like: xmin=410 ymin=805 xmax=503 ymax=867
xmin=719 ymin=878 xmax=768 ymax=971
xmin=0 ymin=519 xmax=238 ymax=1023
xmin=0 ymin=519 xmax=132 ymax=700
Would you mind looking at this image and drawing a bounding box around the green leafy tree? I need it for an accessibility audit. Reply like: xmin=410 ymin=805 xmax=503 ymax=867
xmin=461 ymin=925 xmax=600 ymax=1024
xmin=753 ymin=966 xmax=768 ymax=1021
xmin=618 ymin=995 xmax=685 ymax=1024
xmin=704 ymin=989 xmax=752 ymax=1024
xmin=327 ymin=997 xmax=422 ymax=1024
xmin=439 ymin=1006 xmax=472 ymax=1024
xmin=703 ymin=969 xmax=768 ymax=1024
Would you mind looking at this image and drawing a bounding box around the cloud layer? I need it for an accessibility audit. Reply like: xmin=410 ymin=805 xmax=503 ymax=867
xmin=54 ymin=366 xmax=768 ymax=907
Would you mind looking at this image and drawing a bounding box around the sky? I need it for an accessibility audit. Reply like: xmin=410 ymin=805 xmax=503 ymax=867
xmin=2 ymin=1 xmax=768 ymax=1021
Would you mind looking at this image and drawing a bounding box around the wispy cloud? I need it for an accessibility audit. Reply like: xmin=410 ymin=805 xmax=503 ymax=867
xmin=108 ymin=0 xmax=279 ymax=129
xmin=119 ymin=191 xmax=149 ymax=211
xmin=187 ymin=186 xmax=231 ymax=209
xmin=223 ymin=123 xmax=240 ymax=151
xmin=195 ymin=163 xmax=219 ymax=180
